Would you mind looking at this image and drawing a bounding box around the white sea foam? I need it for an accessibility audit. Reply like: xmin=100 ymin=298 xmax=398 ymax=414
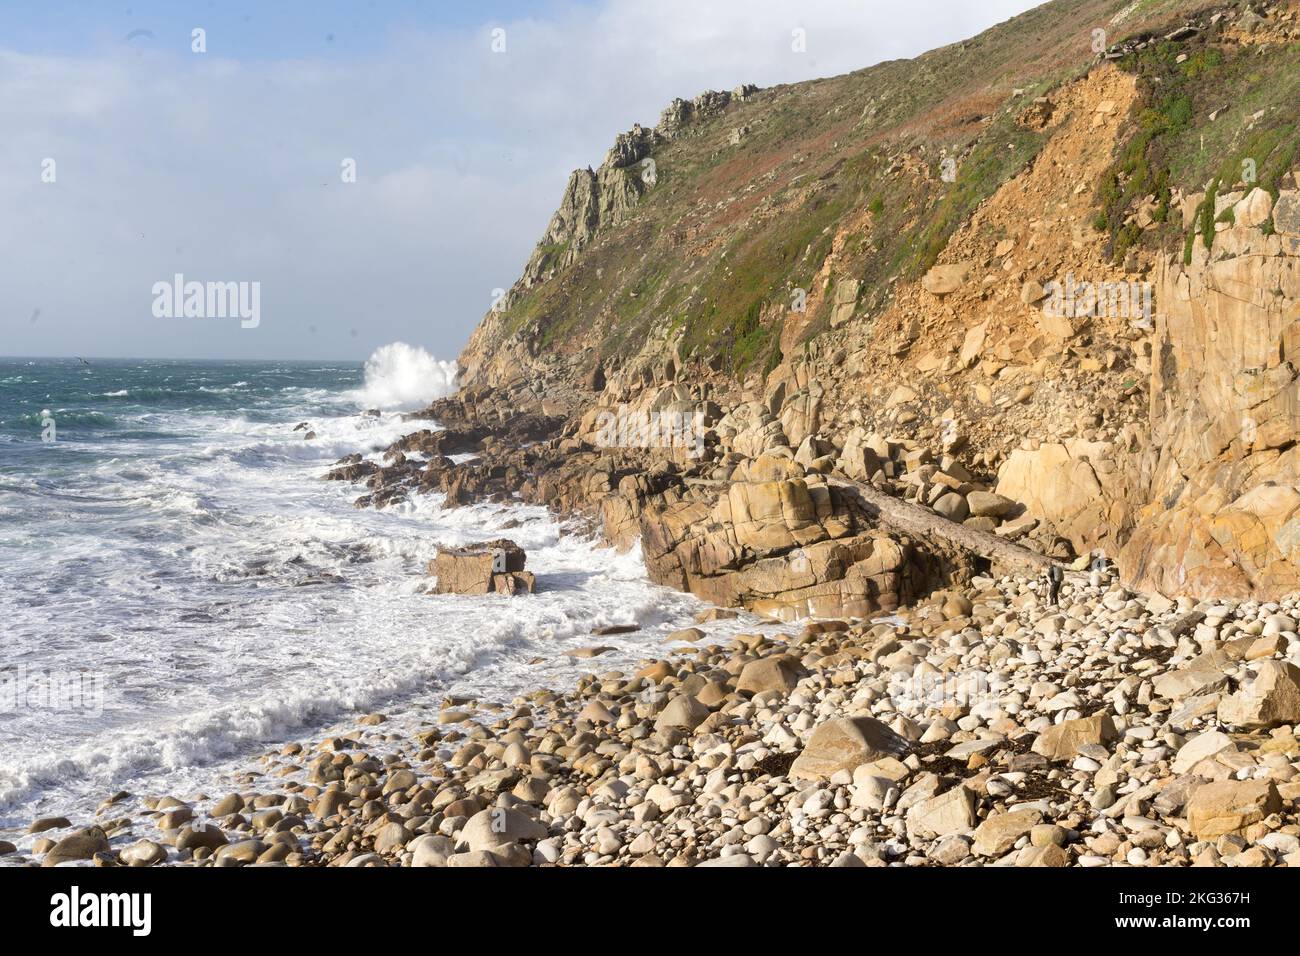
xmin=0 ymin=377 xmax=784 ymax=837
xmin=356 ymin=342 xmax=458 ymax=411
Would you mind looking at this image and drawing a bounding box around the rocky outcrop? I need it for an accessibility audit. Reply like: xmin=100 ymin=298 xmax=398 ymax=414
xmin=431 ymin=539 xmax=534 ymax=595
xmin=520 ymin=158 xmax=649 ymax=288
xmin=655 ymin=85 xmax=758 ymax=139
xmin=1119 ymin=189 xmax=1300 ymax=599
xmin=636 ymin=461 xmax=943 ymax=621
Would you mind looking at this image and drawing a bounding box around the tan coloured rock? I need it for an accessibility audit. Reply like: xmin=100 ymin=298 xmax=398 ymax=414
xmin=1185 ymin=780 xmax=1281 ymax=840
xmin=906 ymin=785 xmax=977 ymax=840
xmin=966 ymin=490 xmax=1016 ymax=518
xmin=460 ymin=807 xmax=547 ymax=851
xmin=736 ymin=655 xmax=803 ymax=696
xmin=433 ymin=539 xmax=528 ymax=595
xmin=972 ymin=808 xmax=1043 ymax=856
xmin=789 ymin=717 xmax=910 ymax=781
xmin=922 ymin=261 xmax=974 ymax=295
xmin=1217 ymin=660 xmax=1300 ymax=729
xmin=654 ymin=694 xmax=710 ymax=732
xmin=1032 ymin=713 xmax=1117 ymax=761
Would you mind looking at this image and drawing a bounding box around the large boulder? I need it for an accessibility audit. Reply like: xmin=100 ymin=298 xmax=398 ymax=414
xmin=1217 ymin=660 xmax=1300 ymax=729
xmin=906 ymin=785 xmax=977 ymax=841
xmin=432 ymin=539 xmax=532 ymax=595
xmin=42 ymin=826 xmax=110 ymax=867
xmin=654 ymin=694 xmax=710 ymax=732
xmin=972 ymin=808 xmax=1043 ymax=857
xmin=1185 ymin=779 xmax=1281 ymax=840
xmin=460 ymin=807 xmax=547 ymax=851
xmin=790 ymin=717 xmax=910 ymax=781
xmin=736 ymin=655 xmax=803 ymax=697
xmin=1031 ymin=713 xmax=1117 ymax=761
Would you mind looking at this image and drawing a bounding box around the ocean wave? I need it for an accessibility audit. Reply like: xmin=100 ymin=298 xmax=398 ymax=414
xmin=355 ymin=342 xmax=457 ymax=411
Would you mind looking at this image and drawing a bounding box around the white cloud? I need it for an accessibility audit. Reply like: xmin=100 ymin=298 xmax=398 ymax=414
xmin=0 ymin=0 xmax=1040 ymax=361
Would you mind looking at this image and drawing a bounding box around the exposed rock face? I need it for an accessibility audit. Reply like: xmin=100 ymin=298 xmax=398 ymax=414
xmin=637 ymin=472 xmax=928 ymax=620
xmin=520 ymin=158 xmax=649 ymax=288
xmin=431 ymin=539 xmax=533 ymax=595
xmin=1119 ymin=195 xmax=1300 ymax=599
xmin=377 ymin=3 xmax=1300 ymax=607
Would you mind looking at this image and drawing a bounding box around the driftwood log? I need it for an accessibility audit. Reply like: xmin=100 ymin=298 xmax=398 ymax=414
xmin=829 ymin=477 xmax=1057 ymax=578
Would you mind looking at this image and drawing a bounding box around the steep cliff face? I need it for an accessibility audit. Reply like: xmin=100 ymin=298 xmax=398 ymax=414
xmin=451 ymin=0 xmax=1300 ymax=603
xmin=1120 ymin=195 xmax=1300 ymax=598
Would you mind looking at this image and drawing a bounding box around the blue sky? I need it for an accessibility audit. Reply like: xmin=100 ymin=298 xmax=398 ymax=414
xmin=0 ymin=1 xmax=565 ymax=57
xmin=0 ymin=0 xmax=1042 ymax=363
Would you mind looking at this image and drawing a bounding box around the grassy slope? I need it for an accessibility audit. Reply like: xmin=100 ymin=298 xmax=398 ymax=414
xmin=488 ymin=0 xmax=1283 ymax=383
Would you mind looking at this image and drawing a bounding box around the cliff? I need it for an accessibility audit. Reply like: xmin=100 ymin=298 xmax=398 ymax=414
xmin=442 ymin=0 xmax=1300 ymax=607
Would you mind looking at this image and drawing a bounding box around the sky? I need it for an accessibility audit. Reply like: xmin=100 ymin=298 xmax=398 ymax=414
xmin=0 ymin=0 xmax=1042 ymax=363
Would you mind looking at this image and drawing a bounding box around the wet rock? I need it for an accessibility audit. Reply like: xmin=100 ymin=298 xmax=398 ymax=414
xmin=120 ymin=839 xmax=168 ymax=867
xmin=432 ymin=539 xmax=529 ymax=595
xmin=42 ymin=827 xmax=110 ymax=867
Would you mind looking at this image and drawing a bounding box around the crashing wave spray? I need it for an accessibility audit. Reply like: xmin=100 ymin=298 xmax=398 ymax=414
xmin=359 ymin=343 xmax=458 ymax=410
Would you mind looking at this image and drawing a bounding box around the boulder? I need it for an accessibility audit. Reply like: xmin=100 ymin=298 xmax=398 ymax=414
xmin=922 ymin=261 xmax=974 ymax=295
xmin=966 ymin=490 xmax=1016 ymax=518
xmin=409 ymin=834 xmax=454 ymax=867
xmin=906 ymin=785 xmax=977 ymax=840
xmin=1153 ymin=653 xmax=1232 ymax=700
xmin=972 ymin=808 xmax=1043 ymax=857
xmin=1031 ymin=713 xmax=1117 ymax=761
xmin=174 ymin=823 xmax=228 ymax=852
xmin=42 ymin=827 xmax=110 ymax=867
xmin=460 ymin=807 xmax=547 ymax=851
xmin=654 ymin=694 xmax=710 ymax=732
xmin=432 ymin=539 xmax=529 ymax=595
xmin=1185 ymin=779 xmax=1281 ymax=840
xmin=932 ymin=492 xmax=969 ymax=522
xmin=790 ymin=717 xmax=910 ymax=781
xmin=120 ymin=839 xmax=168 ymax=867
xmin=1171 ymin=730 xmax=1237 ymax=774
xmin=736 ymin=655 xmax=803 ymax=697
xmin=1217 ymin=660 xmax=1300 ymax=729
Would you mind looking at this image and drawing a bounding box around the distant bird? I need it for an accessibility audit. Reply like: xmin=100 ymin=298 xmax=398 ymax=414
xmin=75 ymin=357 xmax=91 ymax=366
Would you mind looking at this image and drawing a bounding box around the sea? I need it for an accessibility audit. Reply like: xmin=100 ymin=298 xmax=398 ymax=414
xmin=0 ymin=343 xmax=775 ymax=841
